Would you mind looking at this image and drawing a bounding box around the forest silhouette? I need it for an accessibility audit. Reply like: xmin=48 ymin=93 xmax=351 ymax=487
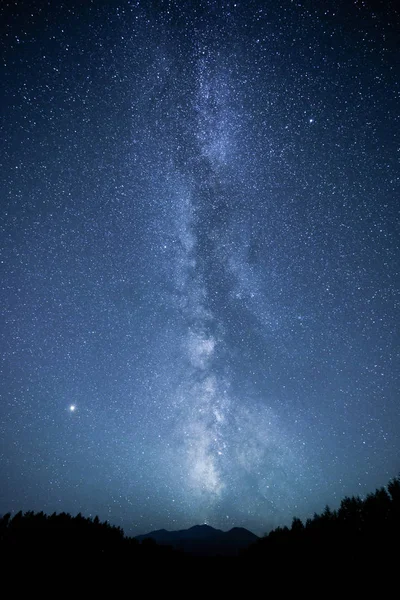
xmin=1 ymin=475 xmax=399 ymax=585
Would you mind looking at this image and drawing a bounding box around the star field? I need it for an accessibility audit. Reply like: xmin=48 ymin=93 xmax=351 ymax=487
xmin=0 ymin=0 xmax=399 ymax=535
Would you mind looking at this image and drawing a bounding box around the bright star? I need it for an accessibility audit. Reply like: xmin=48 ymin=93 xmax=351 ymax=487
xmin=69 ymin=405 xmax=76 ymax=412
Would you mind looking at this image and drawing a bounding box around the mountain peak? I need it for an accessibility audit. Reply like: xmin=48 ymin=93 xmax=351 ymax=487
xmin=188 ymin=524 xmax=220 ymax=532
xmin=136 ymin=523 xmax=258 ymax=555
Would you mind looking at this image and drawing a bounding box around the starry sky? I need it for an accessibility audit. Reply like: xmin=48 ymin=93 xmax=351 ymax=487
xmin=1 ymin=0 xmax=399 ymax=536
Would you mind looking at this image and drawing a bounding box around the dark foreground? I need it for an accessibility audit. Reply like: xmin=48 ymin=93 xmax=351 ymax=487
xmin=1 ymin=475 xmax=399 ymax=591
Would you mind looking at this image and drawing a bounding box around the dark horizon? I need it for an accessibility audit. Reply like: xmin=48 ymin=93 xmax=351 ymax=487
xmin=2 ymin=473 xmax=400 ymax=564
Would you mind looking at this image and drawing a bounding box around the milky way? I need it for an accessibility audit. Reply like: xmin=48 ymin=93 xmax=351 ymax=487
xmin=1 ymin=1 xmax=399 ymax=535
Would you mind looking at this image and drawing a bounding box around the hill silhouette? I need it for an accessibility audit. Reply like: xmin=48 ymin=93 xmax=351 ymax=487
xmin=136 ymin=523 xmax=258 ymax=555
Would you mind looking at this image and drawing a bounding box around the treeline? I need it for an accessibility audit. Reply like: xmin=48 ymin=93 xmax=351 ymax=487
xmin=1 ymin=475 xmax=399 ymax=577
xmin=1 ymin=510 xmax=124 ymax=558
xmin=0 ymin=509 xmax=179 ymax=567
xmin=243 ymin=475 xmax=400 ymax=574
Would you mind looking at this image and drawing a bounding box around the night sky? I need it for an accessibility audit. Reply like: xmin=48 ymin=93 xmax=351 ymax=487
xmin=1 ymin=0 xmax=399 ymax=536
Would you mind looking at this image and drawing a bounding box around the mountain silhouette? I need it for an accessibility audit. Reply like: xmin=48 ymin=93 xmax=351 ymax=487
xmin=136 ymin=524 xmax=258 ymax=556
